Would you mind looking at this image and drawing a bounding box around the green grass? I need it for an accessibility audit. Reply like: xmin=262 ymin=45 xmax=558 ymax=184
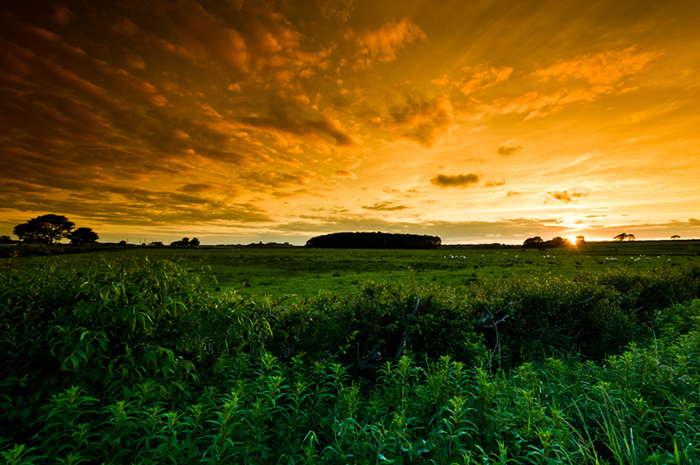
xmin=4 ymin=240 xmax=699 ymax=298
xmin=1 ymin=251 xmax=700 ymax=463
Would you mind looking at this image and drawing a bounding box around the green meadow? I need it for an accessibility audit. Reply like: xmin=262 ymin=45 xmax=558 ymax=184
xmin=2 ymin=240 xmax=700 ymax=464
xmin=8 ymin=239 xmax=700 ymax=298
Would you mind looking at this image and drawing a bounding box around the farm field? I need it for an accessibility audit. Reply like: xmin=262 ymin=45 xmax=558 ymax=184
xmin=2 ymin=240 xmax=700 ymax=463
xmin=7 ymin=239 xmax=700 ymax=298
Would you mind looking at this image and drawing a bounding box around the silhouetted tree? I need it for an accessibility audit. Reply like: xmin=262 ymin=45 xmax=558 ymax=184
xmin=613 ymin=233 xmax=628 ymax=241
xmin=627 ymin=234 xmax=635 ymax=241
xmin=549 ymin=237 xmax=572 ymax=248
xmin=67 ymin=227 xmax=99 ymax=246
xmin=576 ymin=235 xmax=586 ymax=246
xmin=306 ymin=232 xmax=441 ymax=249
xmin=523 ymin=236 xmax=544 ymax=248
xmin=671 ymin=235 xmax=680 ymax=240
xmin=189 ymin=237 xmax=200 ymax=246
xmin=13 ymin=214 xmax=74 ymax=245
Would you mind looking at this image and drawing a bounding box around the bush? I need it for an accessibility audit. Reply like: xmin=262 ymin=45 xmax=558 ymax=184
xmin=0 ymin=256 xmax=273 ymax=443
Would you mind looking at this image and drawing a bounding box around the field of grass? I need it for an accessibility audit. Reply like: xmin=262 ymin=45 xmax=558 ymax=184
xmin=2 ymin=241 xmax=700 ymax=463
xmin=6 ymin=239 xmax=699 ymax=298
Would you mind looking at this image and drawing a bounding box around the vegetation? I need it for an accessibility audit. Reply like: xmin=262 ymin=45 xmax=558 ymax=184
xmin=2 ymin=248 xmax=700 ymax=463
xmin=67 ymin=227 xmax=99 ymax=246
xmin=522 ymin=236 xmax=573 ymax=248
xmin=12 ymin=214 xmax=75 ymax=245
xmin=306 ymin=232 xmax=442 ymax=249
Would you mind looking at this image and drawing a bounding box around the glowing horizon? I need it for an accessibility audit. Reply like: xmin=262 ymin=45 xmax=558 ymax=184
xmin=1 ymin=0 xmax=699 ymax=246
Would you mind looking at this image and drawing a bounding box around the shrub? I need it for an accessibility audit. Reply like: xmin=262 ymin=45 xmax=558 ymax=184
xmin=0 ymin=256 xmax=273 ymax=443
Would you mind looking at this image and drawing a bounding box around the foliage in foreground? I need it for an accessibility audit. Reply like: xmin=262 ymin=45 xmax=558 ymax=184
xmin=1 ymin=257 xmax=700 ymax=463
xmin=3 ymin=328 xmax=700 ymax=464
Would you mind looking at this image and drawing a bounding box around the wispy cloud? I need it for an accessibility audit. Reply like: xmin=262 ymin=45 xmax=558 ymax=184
xmin=362 ymin=201 xmax=409 ymax=211
xmin=432 ymin=64 xmax=513 ymax=96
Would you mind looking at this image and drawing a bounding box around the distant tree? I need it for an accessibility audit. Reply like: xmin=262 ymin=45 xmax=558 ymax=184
xmin=576 ymin=235 xmax=586 ymax=246
xmin=67 ymin=227 xmax=99 ymax=246
xmin=627 ymin=234 xmax=635 ymax=241
xmin=306 ymin=232 xmax=441 ymax=249
xmin=13 ymin=214 xmax=74 ymax=245
xmin=523 ymin=236 xmax=544 ymax=248
xmin=189 ymin=237 xmax=200 ymax=246
xmin=671 ymin=235 xmax=680 ymax=240
xmin=181 ymin=237 xmax=190 ymax=245
xmin=549 ymin=237 xmax=572 ymax=248
xmin=613 ymin=233 xmax=628 ymax=241
xmin=119 ymin=240 xmax=127 ymax=246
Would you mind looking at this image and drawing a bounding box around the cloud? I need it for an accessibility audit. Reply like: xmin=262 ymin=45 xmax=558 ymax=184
xmin=384 ymin=96 xmax=455 ymax=147
xmin=349 ymin=17 xmax=426 ymax=69
xmin=433 ymin=64 xmax=513 ymax=96
xmin=318 ymin=0 xmax=356 ymax=21
xmin=361 ymin=201 xmax=409 ymax=211
xmin=164 ymin=0 xmax=249 ymax=74
xmin=178 ymin=182 xmax=230 ymax=193
xmin=430 ymin=173 xmax=480 ymax=188
xmin=50 ymin=4 xmax=76 ymax=27
xmin=506 ymin=190 xmax=521 ymax=197
xmin=333 ymin=169 xmax=357 ymax=179
xmin=531 ymin=46 xmax=662 ymax=86
xmin=470 ymin=47 xmax=662 ymax=120
xmin=497 ymin=145 xmax=522 ymax=156
xmin=484 ymin=180 xmax=505 ymax=187
xmin=238 ymin=109 xmax=361 ymax=148
xmin=545 ymin=190 xmax=589 ymax=204
xmin=689 ymin=218 xmax=700 ymax=226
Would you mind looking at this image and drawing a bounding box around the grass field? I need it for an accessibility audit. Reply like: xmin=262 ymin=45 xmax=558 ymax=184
xmin=3 ymin=240 xmax=700 ymax=463
xmin=8 ymin=239 xmax=699 ymax=298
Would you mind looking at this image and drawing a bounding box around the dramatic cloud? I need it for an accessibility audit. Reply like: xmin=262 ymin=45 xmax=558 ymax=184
xmin=0 ymin=1 xmax=698 ymax=244
xmin=431 ymin=173 xmax=480 ymax=188
xmin=497 ymin=145 xmax=522 ymax=156
xmin=545 ymin=190 xmax=589 ymax=204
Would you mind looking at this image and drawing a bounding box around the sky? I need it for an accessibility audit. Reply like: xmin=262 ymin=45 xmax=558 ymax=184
xmin=1 ymin=0 xmax=699 ymax=245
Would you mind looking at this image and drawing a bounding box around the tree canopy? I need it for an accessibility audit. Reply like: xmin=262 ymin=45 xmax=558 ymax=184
xmin=523 ymin=236 xmax=573 ymax=249
xmin=68 ymin=227 xmax=99 ymax=246
xmin=306 ymin=232 xmax=441 ymax=249
xmin=13 ymin=214 xmax=75 ymax=245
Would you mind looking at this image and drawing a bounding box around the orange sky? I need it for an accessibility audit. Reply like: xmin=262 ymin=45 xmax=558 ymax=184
xmin=1 ymin=0 xmax=699 ymax=245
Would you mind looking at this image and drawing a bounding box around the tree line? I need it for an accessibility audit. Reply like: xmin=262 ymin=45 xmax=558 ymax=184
xmin=305 ymin=232 xmax=442 ymax=249
xmin=8 ymin=214 xmax=200 ymax=247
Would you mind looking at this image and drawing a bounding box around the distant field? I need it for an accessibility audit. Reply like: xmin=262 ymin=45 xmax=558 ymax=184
xmin=5 ymin=240 xmax=699 ymax=298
